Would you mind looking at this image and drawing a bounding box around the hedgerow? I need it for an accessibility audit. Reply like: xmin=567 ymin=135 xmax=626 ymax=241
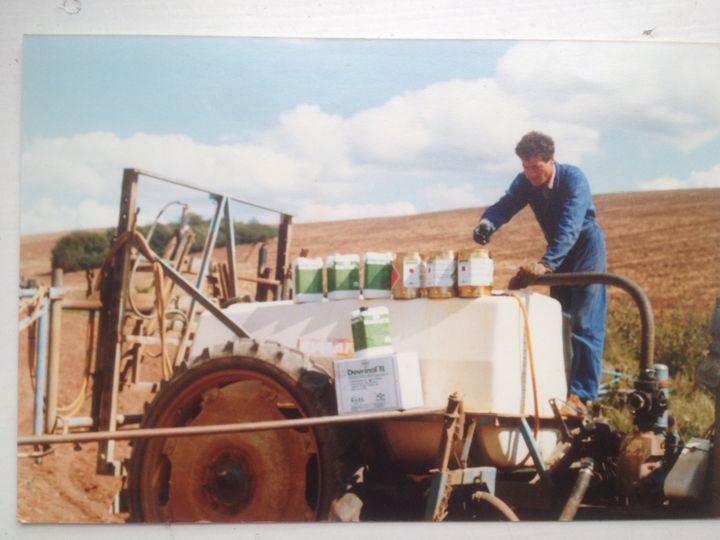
xmin=51 ymin=217 xmax=278 ymax=271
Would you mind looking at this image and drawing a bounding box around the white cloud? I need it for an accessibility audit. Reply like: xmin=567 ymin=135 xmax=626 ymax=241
xmin=638 ymin=163 xmax=720 ymax=191
xmin=496 ymin=42 xmax=720 ymax=152
xmin=22 ymin=41 xmax=720 ymax=234
xmin=22 ymin=77 xmax=543 ymax=234
xmin=417 ymin=182 xmax=489 ymax=210
xmin=298 ymin=201 xmax=417 ymax=222
xmin=346 ymin=79 xmax=530 ymax=171
xmin=20 ymin=130 xmax=365 ymax=233
xmin=21 ymin=197 xmax=118 ymax=234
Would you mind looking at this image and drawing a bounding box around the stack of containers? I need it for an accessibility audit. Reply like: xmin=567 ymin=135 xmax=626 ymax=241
xmin=334 ymin=306 xmax=423 ymax=414
xmin=293 ymin=247 xmax=493 ymax=302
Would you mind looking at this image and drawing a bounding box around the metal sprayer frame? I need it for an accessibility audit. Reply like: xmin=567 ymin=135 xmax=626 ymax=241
xmin=17 ymin=169 xmax=450 ymax=470
xmin=79 ymin=168 xmax=294 ymax=474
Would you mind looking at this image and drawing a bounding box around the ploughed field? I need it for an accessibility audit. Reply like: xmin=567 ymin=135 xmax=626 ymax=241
xmin=16 ymin=188 xmax=720 ymax=522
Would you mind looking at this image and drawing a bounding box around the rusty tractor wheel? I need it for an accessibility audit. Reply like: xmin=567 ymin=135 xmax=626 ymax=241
xmin=127 ymin=340 xmax=351 ymax=523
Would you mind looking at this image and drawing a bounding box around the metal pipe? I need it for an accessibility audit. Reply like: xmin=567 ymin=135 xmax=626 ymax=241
xmin=18 ymin=407 xmax=443 ymax=446
xmin=133 ymin=168 xmax=292 ymax=216
xmin=472 ymin=492 xmax=520 ymax=522
xmin=45 ymin=269 xmax=64 ymax=433
xmin=58 ymin=414 xmax=145 ymax=429
xmin=654 ymin=363 xmax=669 ymax=430
xmin=62 ymin=298 xmax=103 ymax=311
xmin=20 ymin=288 xmax=40 ymax=297
xmin=155 ymin=259 xmax=251 ymax=339
xmin=195 ymin=195 xmax=226 ymax=290
xmin=173 ymin=195 xmax=231 ymax=364
xmin=223 ymin=197 xmax=238 ymax=298
xmin=518 ymin=416 xmax=554 ymax=491
xmin=558 ymin=458 xmax=594 ymax=521
xmin=33 ymin=297 xmax=49 ymax=436
xmin=534 ymin=272 xmax=655 ymax=375
xmin=239 ymin=274 xmax=280 ymax=286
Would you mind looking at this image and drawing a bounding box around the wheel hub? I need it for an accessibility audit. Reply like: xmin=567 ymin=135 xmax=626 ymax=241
xmin=151 ymin=378 xmax=318 ymax=522
xmin=202 ymin=449 xmax=255 ymax=515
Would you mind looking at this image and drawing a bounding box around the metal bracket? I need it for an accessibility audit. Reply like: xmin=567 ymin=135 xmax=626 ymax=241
xmin=424 ymin=394 xmax=497 ymax=521
xmin=518 ymin=416 xmax=554 ymax=492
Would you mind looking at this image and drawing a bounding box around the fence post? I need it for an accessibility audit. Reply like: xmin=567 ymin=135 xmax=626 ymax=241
xmin=92 ymin=168 xmax=138 ymax=475
xmin=33 ymin=297 xmax=50 ymax=436
xmin=45 ymin=268 xmax=64 ymax=433
xmin=275 ymin=214 xmax=292 ymax=300
xmin=255 ymin=243 xmax=268 ymax=301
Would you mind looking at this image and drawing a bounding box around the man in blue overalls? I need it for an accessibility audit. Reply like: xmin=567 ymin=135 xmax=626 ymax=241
xmin=473 ymin=131 xmax=607 ymax=416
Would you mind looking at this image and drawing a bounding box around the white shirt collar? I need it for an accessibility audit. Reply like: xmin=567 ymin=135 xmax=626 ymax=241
xmin=547 ymin=162 xmax=556 ymax=190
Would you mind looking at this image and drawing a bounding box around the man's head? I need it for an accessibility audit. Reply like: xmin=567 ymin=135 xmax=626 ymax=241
xmin=515 ymin=131 xmax=555 ymax=188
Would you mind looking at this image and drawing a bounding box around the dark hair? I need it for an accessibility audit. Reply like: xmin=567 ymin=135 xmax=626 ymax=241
xmin=515 ymin=131 xmax=555 ymax=161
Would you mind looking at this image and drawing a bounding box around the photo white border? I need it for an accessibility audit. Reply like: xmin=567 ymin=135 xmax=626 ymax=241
xmin=2 ymin=1 xmax=719 ymax=538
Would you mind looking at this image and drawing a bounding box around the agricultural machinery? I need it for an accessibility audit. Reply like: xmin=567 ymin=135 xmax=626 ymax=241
xmin=17 ymin=169 xmax=720 ymax=522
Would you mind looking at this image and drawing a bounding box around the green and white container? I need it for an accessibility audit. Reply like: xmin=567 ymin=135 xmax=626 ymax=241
xmin=326 ymin=254 xmax=361 ymax=300
xmin=293 ymin=257 xmax=324 ymax=303
xmin=363 ymin=251 xmax=394 ymax=299
xmin=351 ymin=306 xmax=393 ymax=358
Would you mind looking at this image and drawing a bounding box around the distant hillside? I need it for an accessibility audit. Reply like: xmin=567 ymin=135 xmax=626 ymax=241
xmin=19 ymin=188 xmax=720 ymax=312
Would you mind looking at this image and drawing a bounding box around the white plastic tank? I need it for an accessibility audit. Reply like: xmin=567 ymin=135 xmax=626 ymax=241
xmin=190 ymin=293 xmax=567 ymax=468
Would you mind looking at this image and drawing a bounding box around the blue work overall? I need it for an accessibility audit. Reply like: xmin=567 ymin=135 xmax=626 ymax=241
xmin=482 ymin=163 xmax=607 ymax=401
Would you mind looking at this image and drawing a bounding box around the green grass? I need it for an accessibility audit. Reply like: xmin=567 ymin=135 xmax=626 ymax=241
xmin=599 ymin=296 xmax=715 ymax=441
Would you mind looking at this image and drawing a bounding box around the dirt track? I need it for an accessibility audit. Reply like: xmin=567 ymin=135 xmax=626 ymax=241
xmin=16 ymin=188 xmax=720 ymax=522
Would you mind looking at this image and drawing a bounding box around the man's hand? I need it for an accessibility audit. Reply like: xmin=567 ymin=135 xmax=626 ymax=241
xmin=508 ymin=261 xmax=551 ymax=290
xmin=473 ymin=220 xmax=495 ymax=245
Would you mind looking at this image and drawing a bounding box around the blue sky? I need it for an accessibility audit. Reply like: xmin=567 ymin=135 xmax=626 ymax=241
xmin=20 ymin=36 xmax=720 ymax=233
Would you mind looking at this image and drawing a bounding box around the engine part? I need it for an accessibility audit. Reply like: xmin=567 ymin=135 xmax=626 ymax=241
xmin=664 ymin=438 xmax=711 ymax=500
xmin=616 ymin=431 xmax=664 ymax=497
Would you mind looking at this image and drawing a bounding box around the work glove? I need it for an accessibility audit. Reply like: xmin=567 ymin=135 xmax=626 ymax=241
xmin=508 ymin=261 xmax=551 ymax=290
xmin=473 ymin=220 xmax=495 ymax=245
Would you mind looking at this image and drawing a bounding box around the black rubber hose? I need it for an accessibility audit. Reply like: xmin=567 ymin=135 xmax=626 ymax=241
xmin=558 ymin=458 xmax=595 ymax=521
xmin=533 ymin=272 xmax=655 ymax=376
xmin=472 ymin=491 xmax=520 ymax=522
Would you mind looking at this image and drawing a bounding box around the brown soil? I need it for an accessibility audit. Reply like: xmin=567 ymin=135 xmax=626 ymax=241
xmin=16 ymin=188 xmax=720 ymax=522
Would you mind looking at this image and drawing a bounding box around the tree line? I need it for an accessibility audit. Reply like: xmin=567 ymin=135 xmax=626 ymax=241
xmin=51 ymin=214 xmax=277 ymax=272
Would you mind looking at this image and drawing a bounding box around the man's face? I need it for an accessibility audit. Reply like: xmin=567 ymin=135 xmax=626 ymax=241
xmin=521 ymin=155 xmax=554 ymax=188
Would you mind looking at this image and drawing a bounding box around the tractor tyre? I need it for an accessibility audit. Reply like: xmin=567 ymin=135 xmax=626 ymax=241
xmin=127 ymin=339 xmax=357 ymax=523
